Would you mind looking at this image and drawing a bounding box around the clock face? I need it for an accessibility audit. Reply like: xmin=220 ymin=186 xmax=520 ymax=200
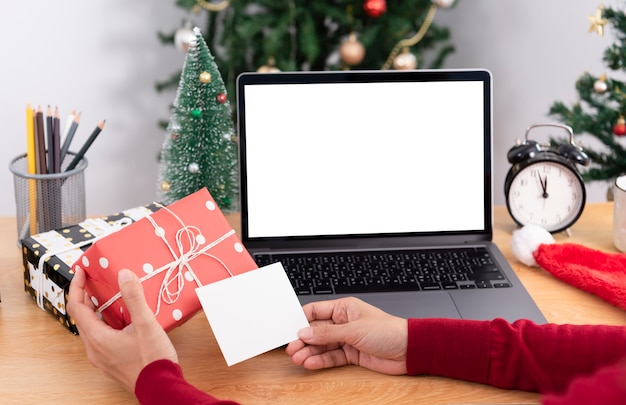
xmin=506 ymin=160 xmax=585 ymax=232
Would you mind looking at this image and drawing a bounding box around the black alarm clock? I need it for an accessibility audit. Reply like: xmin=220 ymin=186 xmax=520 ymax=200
xmin=504 ymin=123 xmax=589 ymax=233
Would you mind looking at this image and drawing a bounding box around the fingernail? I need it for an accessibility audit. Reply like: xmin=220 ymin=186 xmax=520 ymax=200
xmin=118 ymin=269 xmax=134 ymax=284
xmin=298 ymin=327 xmax=314 ymax=340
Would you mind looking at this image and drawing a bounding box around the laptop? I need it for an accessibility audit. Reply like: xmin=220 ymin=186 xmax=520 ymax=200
xmin=236 ymin=69 xmax=546 ymax=324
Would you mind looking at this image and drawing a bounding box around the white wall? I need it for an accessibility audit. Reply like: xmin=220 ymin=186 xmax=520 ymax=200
xmin=0 ymin=0 xmax=187 ymax=217
xmin=0 ymin=0 xmax=618 ymax=217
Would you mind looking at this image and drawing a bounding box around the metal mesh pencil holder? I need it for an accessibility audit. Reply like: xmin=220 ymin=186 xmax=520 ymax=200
xmin=9 ymin=152 xmax=88 ymax=244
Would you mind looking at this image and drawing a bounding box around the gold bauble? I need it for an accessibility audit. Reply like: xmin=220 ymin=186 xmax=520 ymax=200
xmin=257 ymin=57 xmax=281 ymax=73
xmin=174 ymin=26 xmax=194 ymax=52
xmin=594 ymin=74 xmax=608 ymax=93
xmin=432 ymin=0 xmax=455 ymax=8
xmin=393 ymin=48 xmax=418 ymax=70
xmin=199 ymin=71 xmax=212 ymax=83
xmin=160 ymin=181 xmax=171 ymax=192
xmin=340 ymin=33 xmax=365 ymax=66
xmin=257 ymin=65 xmax=281 ymax=73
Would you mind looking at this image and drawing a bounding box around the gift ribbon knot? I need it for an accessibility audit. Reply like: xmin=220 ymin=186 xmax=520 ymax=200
xmin=97 ymin=205 xmax=236 ymax=318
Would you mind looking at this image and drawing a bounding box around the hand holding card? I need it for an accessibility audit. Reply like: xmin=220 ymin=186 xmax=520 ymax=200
xmin=196 ymin=262 xmax=310 ymax=366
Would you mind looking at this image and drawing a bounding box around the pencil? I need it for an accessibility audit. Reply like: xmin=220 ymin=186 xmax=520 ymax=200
xmin=25 ymin=103 xmax=37 ymax=236
xmin=35 ymin=106 xmax=47 ymax=174
xmin=46 ymin=106 xmax=54 ymax=174
xmin=60 ymin=109 xmax=76 ymax=146
xmin=52 ymin=107 xmax=61 ymax=173
xmin=65 ymin=120 xmax=105 ymax=171
xmin=49 ymin=107 xmax=63 ymax=229
xmin=36 ymin=105 xmax=55 ymax=231
xmin=33 ymin=108 xmax=43 ymax=175
xmin=26 ymin=104 xmax=37 ymax=173
xmin=60 ymin=112 xmax=80 ymax=163
xmin=34 ymin=106 xmax=48 ymax=233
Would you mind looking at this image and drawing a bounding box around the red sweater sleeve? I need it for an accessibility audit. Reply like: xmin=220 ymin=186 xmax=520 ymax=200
xmin=542 ymin=359 xmax=626 ymax=405
xmin=135 ymin=359 xmax=240 ymax=405
xmin=406 ymin=318 xmax=626 ymax=395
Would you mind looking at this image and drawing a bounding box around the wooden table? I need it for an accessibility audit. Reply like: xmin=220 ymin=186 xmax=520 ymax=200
xmin=1 ymin=204 xmax=625 ymax=404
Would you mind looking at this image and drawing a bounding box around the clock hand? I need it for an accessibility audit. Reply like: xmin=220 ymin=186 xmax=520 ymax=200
xmin=538 ymin=174 xmax=549 ymax=198
xmin=539 ymin=176 xmax=548 ymax=198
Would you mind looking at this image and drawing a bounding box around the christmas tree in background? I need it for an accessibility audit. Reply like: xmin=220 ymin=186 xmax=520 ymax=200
xmin=157 ymin=0 xmax=457 ymax=99
xmin=156 ymin=27 xmax=238 ymax=210
xmin=549 ymin=4 xmax=626 ymax=197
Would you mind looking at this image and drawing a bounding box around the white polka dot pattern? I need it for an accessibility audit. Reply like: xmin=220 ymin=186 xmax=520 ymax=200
xmin=77 ymin=189 xmax=258 ymax=332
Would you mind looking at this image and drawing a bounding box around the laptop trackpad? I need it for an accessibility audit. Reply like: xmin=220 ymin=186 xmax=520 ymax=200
xmin=300 ymin=292 xmax=461 ymax=320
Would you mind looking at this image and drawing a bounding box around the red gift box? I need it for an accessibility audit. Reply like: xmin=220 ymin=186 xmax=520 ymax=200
xmin=73 ymin=188 xmax=258 ymax=332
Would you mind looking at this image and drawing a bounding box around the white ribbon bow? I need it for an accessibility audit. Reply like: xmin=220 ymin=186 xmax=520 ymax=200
xmin=96 ymin=205 xmax=235 ymax=319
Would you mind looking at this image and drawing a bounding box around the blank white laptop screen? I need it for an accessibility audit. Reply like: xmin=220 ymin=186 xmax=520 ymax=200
xmin=242 ymin=79 xmax=486 ymax=239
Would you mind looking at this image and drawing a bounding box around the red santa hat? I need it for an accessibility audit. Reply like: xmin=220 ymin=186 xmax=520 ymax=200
xmin=510 ymin=224 xmax=626 ymax=311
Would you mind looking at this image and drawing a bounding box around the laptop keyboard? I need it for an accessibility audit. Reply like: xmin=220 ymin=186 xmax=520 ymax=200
xmin=254 ymin=247 xmax=511 ymax=296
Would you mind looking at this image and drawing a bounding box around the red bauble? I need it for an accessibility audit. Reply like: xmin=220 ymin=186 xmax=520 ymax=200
xmin=614 ymin=117 xmax=626 ymax=136
xmin=614 ymin=124 xmax=626 ymax=136
xmin=363 ymin=0 xmax=386 ymax=18
xmin=216 ymin=93 xmax=227 ymax=104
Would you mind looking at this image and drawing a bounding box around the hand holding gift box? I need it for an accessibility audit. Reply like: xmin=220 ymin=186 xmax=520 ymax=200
xmin=74 ymin=188 xmax=258 ymax=332
xmin=21 ymin=203 xmax=161 ymax=334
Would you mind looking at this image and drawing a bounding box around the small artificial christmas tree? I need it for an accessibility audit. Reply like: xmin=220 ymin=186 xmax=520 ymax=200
xmin=548 ymin=5 xmax=626 ymax=190
xmin=157 ymin=0 xmax=458 ymax=98
xmin=156 ymin=27 xmax=238 ymax=210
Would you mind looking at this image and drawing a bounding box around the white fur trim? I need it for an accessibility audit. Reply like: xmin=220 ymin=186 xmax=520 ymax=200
xmin=510 ymin=224 xmax=554 ymax=267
